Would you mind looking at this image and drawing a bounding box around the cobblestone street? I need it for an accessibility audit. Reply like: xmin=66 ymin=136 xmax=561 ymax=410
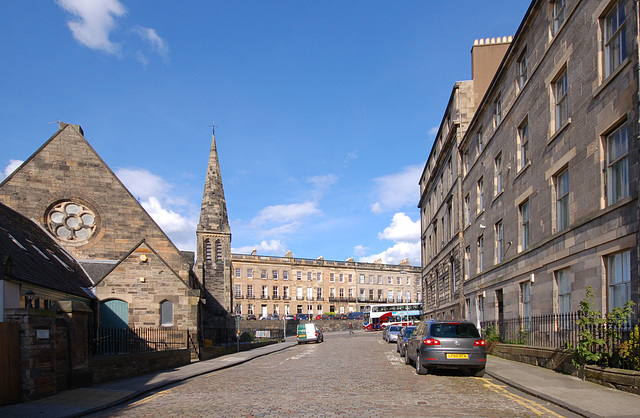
xmin=93 ymin=332 xmax=576 ymax=417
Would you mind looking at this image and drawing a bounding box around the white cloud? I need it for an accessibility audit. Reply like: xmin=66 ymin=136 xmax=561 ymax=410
xmin=133 ymin=26 xmax=169 ymax=58
xmin=359 ymin=212 xmax=421 ymax=266
xmin=359 ymin=241 xmax=420 ymax=266
xmin=353 ymin=245 xmax=368 ymax=257
xmin=378 ymin=212 xmax=420 ymax=242
xmin=115 ymin=167 xmax=197 ymax=251
xmin=428 ymin=126 xmax=439 ymax=138
xmin=250 ymin=201 xmax=321 ymax=236
xmin=307 ymin=174 xmax=337 ymax=200
xmin=115 ymin=167 xmax=172 ymax=200
xmin=307 ymin=174 xmax=337 ymax=190
xmin=2 ymin=159 xmax=23 ymax=180
xmin=56 ymin=0 xmax=169 ymax=63
xmin=344 ymin=151 xmax=358 ymax=165
xmin=370 ymin=165 xmax=422 ymax=214
xmin=56 ymin=0 xmax=126 ymax=55
xmin=232 ymin=240 xmax=288 ymax=256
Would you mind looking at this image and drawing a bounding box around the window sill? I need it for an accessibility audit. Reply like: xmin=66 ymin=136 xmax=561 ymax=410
xmin=547 ymin=118 xmax=571 ymax=146
xmin=492 ymin=190 xmax=504 ymax=204
xmin=514 ymin=161 xmax=531 ymax=181
xmin=476 ymin=209 xmax=485 ymax=220
xmin=593 ymin=57 xmax=631 ymax=99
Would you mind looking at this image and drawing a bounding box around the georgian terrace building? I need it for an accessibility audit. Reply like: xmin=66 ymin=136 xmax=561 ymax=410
xmin=230 ymin=251 xmax=421 ymax=319
xmin=421 ymin=0 xmax=639 ymax=325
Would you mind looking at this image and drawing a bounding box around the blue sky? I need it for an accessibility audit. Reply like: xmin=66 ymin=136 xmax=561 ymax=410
xmin=0 ymin=0 xmax=530 ymax=266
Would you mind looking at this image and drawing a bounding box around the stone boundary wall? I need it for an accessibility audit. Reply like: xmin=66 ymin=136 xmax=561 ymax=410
xmin=200 ymin=341 xmax=276 ymax=361
xmin=87 ymin=349 xmax=191 ymax=385
xmin=489 ymin=343 xmax=640 ymax=395
xmin=239 ymin=319 xmax=363 ymax=336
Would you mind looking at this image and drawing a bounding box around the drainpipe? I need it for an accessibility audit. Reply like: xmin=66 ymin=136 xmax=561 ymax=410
xmin=636 ymin=0 xmax=640 ymax=131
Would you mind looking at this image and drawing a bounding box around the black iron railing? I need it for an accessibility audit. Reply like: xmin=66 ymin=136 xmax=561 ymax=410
xmin=481 ymin=313 xmax=640 ymax=370
xmin=89 ymin=326 xmax=188 ymax=355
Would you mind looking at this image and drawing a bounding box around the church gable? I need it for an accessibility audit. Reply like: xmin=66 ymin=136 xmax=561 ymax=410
xmin=95 ymin=241 xmax=199 ymax=329
xmin=0 ymin=123 xmax=188 ymax=279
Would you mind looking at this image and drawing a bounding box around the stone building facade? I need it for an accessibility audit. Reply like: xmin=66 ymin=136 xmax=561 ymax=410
xmin=419 ymin=40 xmax=511 ymax=320
xmin=421 ymin=0 xmax=639 ymax=326
xmin=231 ymin=253 xmax=421 ymax=318
xmin=0 ymin=123 xmax=201 ymax=332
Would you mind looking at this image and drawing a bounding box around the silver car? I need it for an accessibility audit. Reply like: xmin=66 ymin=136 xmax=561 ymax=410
xmin=404 ymin=320 xmax=486 ymax=377
xmin=386 ymin=325 xmax=403 ymax=343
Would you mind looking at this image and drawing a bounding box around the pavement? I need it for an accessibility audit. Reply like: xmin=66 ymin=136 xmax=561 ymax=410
xmin=2 ymin=341 xmax=640 ymax=418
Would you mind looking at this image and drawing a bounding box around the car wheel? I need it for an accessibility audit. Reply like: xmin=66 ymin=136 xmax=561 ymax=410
xmin=404 ymin=351 xmax=412 ymax=365
xmin=415 ymin=352 xmax=428 ymax=375
xmin=396 ymin=345 xmax=400 ymax=353
xmin=472 ymin=367 xmax=485 ymax=378
xmin=400 ymin=347 xmax=405 ymax=357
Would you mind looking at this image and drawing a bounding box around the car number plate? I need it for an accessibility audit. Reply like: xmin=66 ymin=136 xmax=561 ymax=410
xmin=446 ymin=353 xmax=468 ymax=359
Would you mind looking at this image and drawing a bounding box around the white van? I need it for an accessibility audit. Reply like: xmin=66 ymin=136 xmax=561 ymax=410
xmin=297 ymin=323 xmax=324 ymax=344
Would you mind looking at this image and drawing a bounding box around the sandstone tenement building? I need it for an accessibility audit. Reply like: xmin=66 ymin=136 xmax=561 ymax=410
xmin=420 ymin=0 xmax=639 ymax=325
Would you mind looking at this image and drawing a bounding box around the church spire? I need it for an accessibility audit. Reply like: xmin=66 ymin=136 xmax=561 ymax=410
xmin=196 ymin=130 xmax=233 ymax=317
xmin=198 ymin=132 xmax=230 ymax=234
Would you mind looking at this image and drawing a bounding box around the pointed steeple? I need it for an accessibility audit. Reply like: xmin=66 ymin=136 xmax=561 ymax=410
xmin=198 ymin=133 xmax=230 ymax=234
xmin=196 ymin=131 xmax=233 ymax=318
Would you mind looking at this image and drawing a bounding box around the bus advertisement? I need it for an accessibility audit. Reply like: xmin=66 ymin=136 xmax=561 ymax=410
xmin=362 ymin=303 xmax=422 ymax=330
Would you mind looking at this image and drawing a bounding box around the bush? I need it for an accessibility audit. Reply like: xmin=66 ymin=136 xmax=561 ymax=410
xmin=483 ymin=324 xmax=501 ymax=342
xmin=239 ymin=332 xmax=255 ymax=343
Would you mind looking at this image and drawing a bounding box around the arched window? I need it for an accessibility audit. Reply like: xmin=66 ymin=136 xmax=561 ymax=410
xmin=160 ymin=300 xmax=174 ymax=326
xmin=215 ymin=240 xmax=222 ymax=262
xmin=205 ymin=239 xmax=212 ymax=262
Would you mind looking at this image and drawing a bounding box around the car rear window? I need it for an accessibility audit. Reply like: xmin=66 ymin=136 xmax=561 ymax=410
xmin=389 ymin=326 xmax=402 ymax=331
xmin=430 ymin=323 xmax=480 ymax=338
xmin=403 ymin=327 xmax=416 ymax=336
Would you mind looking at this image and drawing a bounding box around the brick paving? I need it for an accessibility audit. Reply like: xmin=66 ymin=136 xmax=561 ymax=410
xmin=92 ymin=332 xmax=574 ymax=417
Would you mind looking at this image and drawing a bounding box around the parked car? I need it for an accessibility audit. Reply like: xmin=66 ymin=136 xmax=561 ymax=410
xmin=296 ymin=323 xmax=324 ymax=344
xmin=382 ymin=326 xmax=390 ymax=341
xmin=386 ymin=325 xmax=403 ymax=343
xmin=235 ymin=314 xmax=244 ymax=320
xmin=283 ymin=314 xmax=296 ymax=321
xmin=336 ymin=314 xmax=348 ymax=320
xmin=246 ymin=314 xmax=257 ymax=320
xmin=396 ymin=326 xmax=416 ymax=357
xmin=404 ymin=320 xmax=486 ymax=376
xmin=347 ymin=312 xmax=363 ymax=320
xmin=296 ymin=314 xmax=310 ymax=320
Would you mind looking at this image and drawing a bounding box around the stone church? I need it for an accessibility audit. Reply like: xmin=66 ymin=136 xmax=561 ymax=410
xmin=0 ymin=122 xmax=234 ymax=341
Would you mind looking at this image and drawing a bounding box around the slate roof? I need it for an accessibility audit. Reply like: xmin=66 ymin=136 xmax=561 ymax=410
xmin=78 ymin=260 xmax=117 ymax=283
xmin=0 ymin=202 xmax=95 ymax=300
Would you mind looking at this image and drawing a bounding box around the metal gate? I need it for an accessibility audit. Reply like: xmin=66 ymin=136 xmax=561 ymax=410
xmin=0 ymin=322 xmax=20 ymax=405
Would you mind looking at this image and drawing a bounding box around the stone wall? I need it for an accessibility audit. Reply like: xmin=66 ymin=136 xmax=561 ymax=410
xmin=199 ymin=341 xmax=276 ymax=361
xmin=239 ymin=319 xmax=363 ymax=336
xmin=88 ymin=349 xmax=191 ymax=385
xmin=5 ymin=309 xmax=70 ymax=401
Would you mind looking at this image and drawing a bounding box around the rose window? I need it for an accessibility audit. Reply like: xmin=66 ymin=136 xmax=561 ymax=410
xmin=47 ymin=201 xmax=97 ymax=243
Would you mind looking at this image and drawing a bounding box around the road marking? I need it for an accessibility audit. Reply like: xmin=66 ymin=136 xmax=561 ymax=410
xmin=128 ymin=388 xmax=173 ymax=407
xmin=482 ymin=379 xmax=565 ymax=417
xmin=258 ymin=346 xmax=315 ymax=368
